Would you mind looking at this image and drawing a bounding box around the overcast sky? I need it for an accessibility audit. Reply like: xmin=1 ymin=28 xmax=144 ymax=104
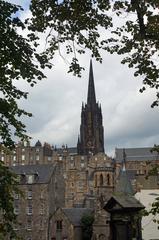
xmin=9 ymin=0 xmax=159 ymax=156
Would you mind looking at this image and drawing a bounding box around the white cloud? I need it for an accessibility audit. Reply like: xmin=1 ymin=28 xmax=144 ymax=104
xmin=18 ymin=52 xmax=159 ymax=156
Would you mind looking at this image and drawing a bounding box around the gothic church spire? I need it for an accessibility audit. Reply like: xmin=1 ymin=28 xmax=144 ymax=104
xmin=87 ymin=60 xmax=96 ymax=106
xmin=77 ymin=61 xmax=104 ymax=155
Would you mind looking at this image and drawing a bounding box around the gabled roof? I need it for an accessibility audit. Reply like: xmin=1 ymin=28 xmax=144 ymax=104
xmin=10 ymin=164 xmax=56 ymax=184
xmin=115 ymin=147 xmax=159 ymax=162
xmin=62 ymin=208 xmax=93 ymax=226
xmin=104 ymin=195 xmax=144 ymax=212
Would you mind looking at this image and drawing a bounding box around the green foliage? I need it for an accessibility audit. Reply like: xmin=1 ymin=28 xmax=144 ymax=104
xmin=28 ymin=0 xmax=159 ymax=107
xmin=100 ymin=0 xmax=159 ymax=107
xmin=143 ymin=197 xmax=159 ymax=229
xmin=28 ymin=0 xmax=112 ymax=76
xmin=0 ymin=1 xmax=50 ymax=149
xmin=81 ymin=214 xmax=94 ymax=240
xmin=0 ymin=160 xmax=21 ymax=238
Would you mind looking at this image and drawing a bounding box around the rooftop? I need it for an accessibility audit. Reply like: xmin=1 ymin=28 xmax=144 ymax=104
xmin=10 ymin=164 xmax=56 ymax=184
xmin=115 ymin=147 xmax=159 ymax=162
xmin=62 ymin=208 xmax=93 ymax=226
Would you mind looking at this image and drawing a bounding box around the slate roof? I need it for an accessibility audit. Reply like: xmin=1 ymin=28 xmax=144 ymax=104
xmin=104 ymin=195 xmax=144 ymax=212
xmin=10 ymin=164 xmax=56 ymax=184
xmin=115 ymin=147 xmax=159 ymax=162
xmin=62 ymin=208 xmax=93 ymax=226
xmin=115 ymin=169 xmax=134 ymax=195
xmin=113 ymin=195 xmax=144 ymax=209
xmin=126 ymin=169 xmax=137 ymax=181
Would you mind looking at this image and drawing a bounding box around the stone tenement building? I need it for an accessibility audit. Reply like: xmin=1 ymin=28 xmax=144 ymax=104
xmin=11 ymin=164 xmax=65 ymax=240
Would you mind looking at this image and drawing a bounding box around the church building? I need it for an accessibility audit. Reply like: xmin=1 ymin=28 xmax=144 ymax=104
xmin=77 ymin=60 xmax=104 ymax=155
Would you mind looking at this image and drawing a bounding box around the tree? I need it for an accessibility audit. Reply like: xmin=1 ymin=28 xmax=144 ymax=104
xmin=0 ymin=1 xmax=48 ymax=237
xmin=0 ymin=1 xmax=50 ymax=149
xmin=102 ymin=0 xmax=159 ymax=107
xmin=81 ymin=214 xmax=94 ymax=240
xmin=28 ymin=0 xmax=159 ymax=107
xmin=0 ymin=160 xmax=21 ymax=239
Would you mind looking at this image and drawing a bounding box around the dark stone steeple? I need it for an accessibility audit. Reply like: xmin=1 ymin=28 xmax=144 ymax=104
xmin=87 ymin=60 xmax=96 ymax=106
xmin=77 ymin=60 xmax=104 ymax=155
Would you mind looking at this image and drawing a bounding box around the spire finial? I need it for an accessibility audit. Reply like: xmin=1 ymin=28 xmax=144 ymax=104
xmin=87 ymin=60 xmax=96 ymax=106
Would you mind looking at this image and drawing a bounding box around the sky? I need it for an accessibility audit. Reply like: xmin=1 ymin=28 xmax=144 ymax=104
xmin=8 ymin=1 xmax=159 ymax=156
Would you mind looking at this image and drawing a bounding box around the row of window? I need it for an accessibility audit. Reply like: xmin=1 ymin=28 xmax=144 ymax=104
xmin=13 ymin=218 xmax=44 ymax=231
xmin=14 ymin=205 xmax=45 ymax=215
xmin=14 ymin=190 xmax=44 ymax=200
xmin=14 ymin=190 xmax=32 ymax=200
xmin=70 ymin=161 xmax=85 ymax=168
xmin=0 ymin=155 xmax=52 ymax=162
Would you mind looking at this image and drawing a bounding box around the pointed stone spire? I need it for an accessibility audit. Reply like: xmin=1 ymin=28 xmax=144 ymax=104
xmin=77 ymin=60 xmax=104 ymax=155
xmin=87 ymin=60 xmax=96 ymax=106
xmin=115 ymin=149 xmax=134 ymax=196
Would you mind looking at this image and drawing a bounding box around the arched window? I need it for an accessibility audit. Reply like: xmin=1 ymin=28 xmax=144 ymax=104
xmin=100 ymin=174 xmax=103 ymax=186
xmin=107 ymin=174 xmax=110 ymax=185
xmin=94 ymin=174 xmax=97 ymax=187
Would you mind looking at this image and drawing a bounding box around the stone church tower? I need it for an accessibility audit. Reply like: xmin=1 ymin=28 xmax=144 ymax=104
xmin=77 ymin=60 xmax=104 ymax=155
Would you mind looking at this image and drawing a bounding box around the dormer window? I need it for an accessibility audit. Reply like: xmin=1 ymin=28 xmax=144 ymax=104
xmin=27 ymin=175 xmax=34 ymax=184
xmin=21 ymin=173 xmax=26 ymax=182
